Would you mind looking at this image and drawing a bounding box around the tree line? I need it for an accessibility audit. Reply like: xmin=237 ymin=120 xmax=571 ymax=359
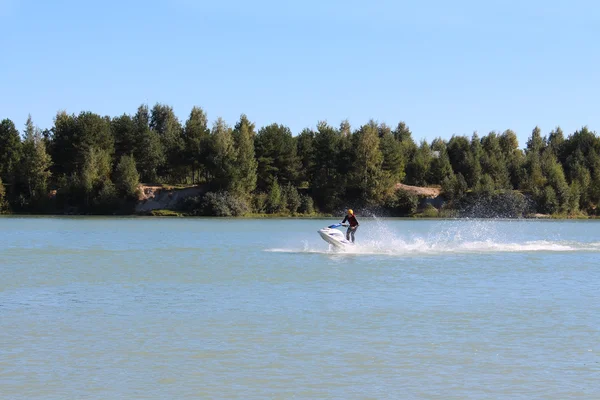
xmin=1 ymin=103 xmax=599 ymax=217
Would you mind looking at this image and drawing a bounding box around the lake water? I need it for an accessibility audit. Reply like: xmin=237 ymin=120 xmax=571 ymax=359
xmin=1 ymin=217 xmax=599 ymax=399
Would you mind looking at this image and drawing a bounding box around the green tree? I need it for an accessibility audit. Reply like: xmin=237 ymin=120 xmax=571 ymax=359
xmin=150 ymin=103 xmax=184 ymax=181
xmin=526 ymin=126 xmax=546 ymax=155
xmin=68 ymin=146 xmax=114 ymax=210
xmin=524 ymin=152 xmax=546 ymax=195
xmin=567 ymin=183 xmax=581 ymax=214
xmin=267 ymin=178 xmax=282 ymax=213
xmin=0 ymin=177 xmax=7 ymax=213
xmin=538 ymin=185 xmax=559 ymax=214
xmin=429 ymin=138 xmax=453 ymax=184
xmin=394 ymin=121 xmax=417 ymax=166
xmin=114 ymin=155 xmax=140 ymax=198
xmin=480 ymin=132 xmax=511 ymax=189
xmin=587 ymin=148 xmax=600 ymax=208
xmin=133 ymin=105 xmax=164 ymax=182
xmin=0 ymin=119 xmax=23 ymax=191
xmin=311 ymin=121 xmax=342 ymax=210
xmin=20 ymin=115 xmax=52 ymax=206
xmin=442 ymin=172 xmax=468 ymax=202
xmin=350 ymin=120 xmax=389 ymax=205
xmin=183 ymin=106 xmax=210 ymax=183
xmin=81 ymin=147 xmax=112 ymax=195
xmin=112 ymin=114 xmax=137 ymax=161
xmin=255 ymin=123 xmax=299 ymax=190
xmin=296 ymin=128 xmax=315 ymax=187
xmin=405 ymin=140 xmax=432 ymax=186
xmin=340 ymin=119 xmax=351 ymax=137
xmin=281 ymin=182 xmax=301 ymax=214
xmin=523 ymin=127 xmax=550 ymax=195
xmin=499 ymin=129 xmax=525 ymax=188
xmin=232 ymin=114 xmax=258 ymax=197
xmin=541 ymin=151 xmax=570 ymax=212
xmin=569 ymin=157 xmax=591 ymax=209
xmin=50 ymin=111 xmax=114 ymax=179
xmin=336 ymin=123 xmax=354 ymax=191
xmin=379 ymin=124 xmax=405 ymax=183
xmin=207 ymin=118 xmax=238 ymax=191
xmin=467 ymin=133 xmax=483 ymax=188
xmin=385 ymin=188 xmax=418 ymax=216
xmin=474 ymin=173 xmax=495 ymax=197
xmin=299 ymin=194 xmax=315 ymax=214
xmin=447 ymin=135 xmax=471 ymax=182
xmin=547 ymin=126 xmax=565 ymax=157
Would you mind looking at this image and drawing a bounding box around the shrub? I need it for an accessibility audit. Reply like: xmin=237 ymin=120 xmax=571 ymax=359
xmin=114 ymin=155 xmax=140 ymax=198
xmin=420 ymin=204 xmax=439 ymax=218
xmin=442 ymin=173 xmax=468 ymax=202
xmin=179 ymin=195 xmax=203 ymax=216
xmin=267 ymin=179 xmax=282 ymax=213
xmin=92 ymin=181 xmax=119 ymax=214
xmin=385 ymin=189 xmax=419 ymax=216
xmin=537 ymin=185 xmax=559 ymax=215
xmin=0 ymin=177 xmax=7 ymax=213
xmin=181 ymin=191 xmax=249 ymax=217
xmin=150 ymin=209 xmax=181 ymax=217
xmin=299 ymin=194 xmax=315 ymax=214
xmin=282 ymin=183 xmax=301 ymax=214
xmin=251 ymin=192 xmax=268 ymax=214
xmin=456 ymin=190 xmax=531 ymax=218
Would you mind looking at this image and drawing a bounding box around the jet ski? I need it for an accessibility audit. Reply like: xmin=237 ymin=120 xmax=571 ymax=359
xmin=318 ymin=223 xmax=354 ymax=249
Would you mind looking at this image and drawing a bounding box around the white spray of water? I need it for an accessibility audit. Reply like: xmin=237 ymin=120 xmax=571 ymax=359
xmin=266 ymin=218 xmax=600 ymax=256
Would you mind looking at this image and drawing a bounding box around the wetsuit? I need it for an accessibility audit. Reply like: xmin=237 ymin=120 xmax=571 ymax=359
xmin=341 ymin=214 xmax=359 ymax=243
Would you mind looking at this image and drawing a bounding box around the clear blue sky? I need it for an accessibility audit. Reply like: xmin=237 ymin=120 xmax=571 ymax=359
xmin=1 ymin=0 xmax=598 ymax=147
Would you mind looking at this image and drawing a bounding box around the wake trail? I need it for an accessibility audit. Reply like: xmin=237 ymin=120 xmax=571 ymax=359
xmin=265 ymin=218 xmax=600 ymax=256
xmin=266 ymin=240 xmax=600 ymax=256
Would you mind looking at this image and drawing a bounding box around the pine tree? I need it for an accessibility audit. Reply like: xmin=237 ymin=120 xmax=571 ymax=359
xmin=480 ymin=132 xmax=511 ymax=189
xmin=207 ymin=118 xmax=237 ymax=191
xmin=183 ymin=106 xmax=210 ymax=183
xmin=114 ymin=155 xmax=140 ymax=198
xmin=379 ymin=125 xmax=405 ymax=183
xmin=526 ymin=126 xmax=546 ymax=155
xmin=547 ymin=127 xmax=565 ymax=158
xmin=429 ymin=138 xmax=453 ymax=184
xmin=0 ymin=119 xmax=23 ymax=190
xmin=255 ymin=123 xmax=298 ymax=190
xmin=150 ymin=103 xmax=184 ymax=181
xmin=134 ymin=105 xmax=164 ymax=182
xmin=282 ymin=182 xmax=301 ymax=214
xmin=468 ymin=133 xmax=483 ymax=188
xmin=232 ymin=114 xmax=258 ymax=197
xmin=405 ymin=140 xmax=432 ymax=186
xmin=499 ymin=129 xmax=524 ymax=188
xmin=0 ymin=177 xmax=7 ymax=213
xmin=296 ymin=128 xmax=315 ymax=187
xmin=351 ymin=120 xmax=389 ymax=205
xmin=267 ymin=178 xmax=282 ymax=213
xmin=112 ymin=114 xmax=137 ymax=161
xmin=311 ymin=121 xmax=342 ymax=210
xmin=20 ymin=115 xmax=52 ymax=205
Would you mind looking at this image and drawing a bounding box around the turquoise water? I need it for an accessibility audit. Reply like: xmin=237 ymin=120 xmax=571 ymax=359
xmin=1 ymin=217 xmax=599 ymax=399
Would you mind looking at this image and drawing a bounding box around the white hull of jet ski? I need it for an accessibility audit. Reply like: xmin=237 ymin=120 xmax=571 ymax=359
xmin=318 ymin=224 xmax=353 ymax=249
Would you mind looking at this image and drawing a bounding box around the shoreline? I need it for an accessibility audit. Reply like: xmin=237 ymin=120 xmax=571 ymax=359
xmin=1 ymin=212 xmax=598 ymax=220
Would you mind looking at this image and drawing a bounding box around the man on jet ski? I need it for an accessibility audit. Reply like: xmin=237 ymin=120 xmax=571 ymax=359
xmin=341 ymin=209 xmax=359 ymax=243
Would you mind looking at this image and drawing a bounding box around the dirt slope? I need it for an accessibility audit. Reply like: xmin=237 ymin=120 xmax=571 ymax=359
xmin=395 ymin=183 xmax=441 ymax=198
xmin=135 ymin=184 xmax=207 ymax=213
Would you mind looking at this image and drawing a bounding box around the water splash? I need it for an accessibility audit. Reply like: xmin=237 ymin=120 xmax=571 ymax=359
xmin=265 ymin=219 xmax=600 ymax=256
